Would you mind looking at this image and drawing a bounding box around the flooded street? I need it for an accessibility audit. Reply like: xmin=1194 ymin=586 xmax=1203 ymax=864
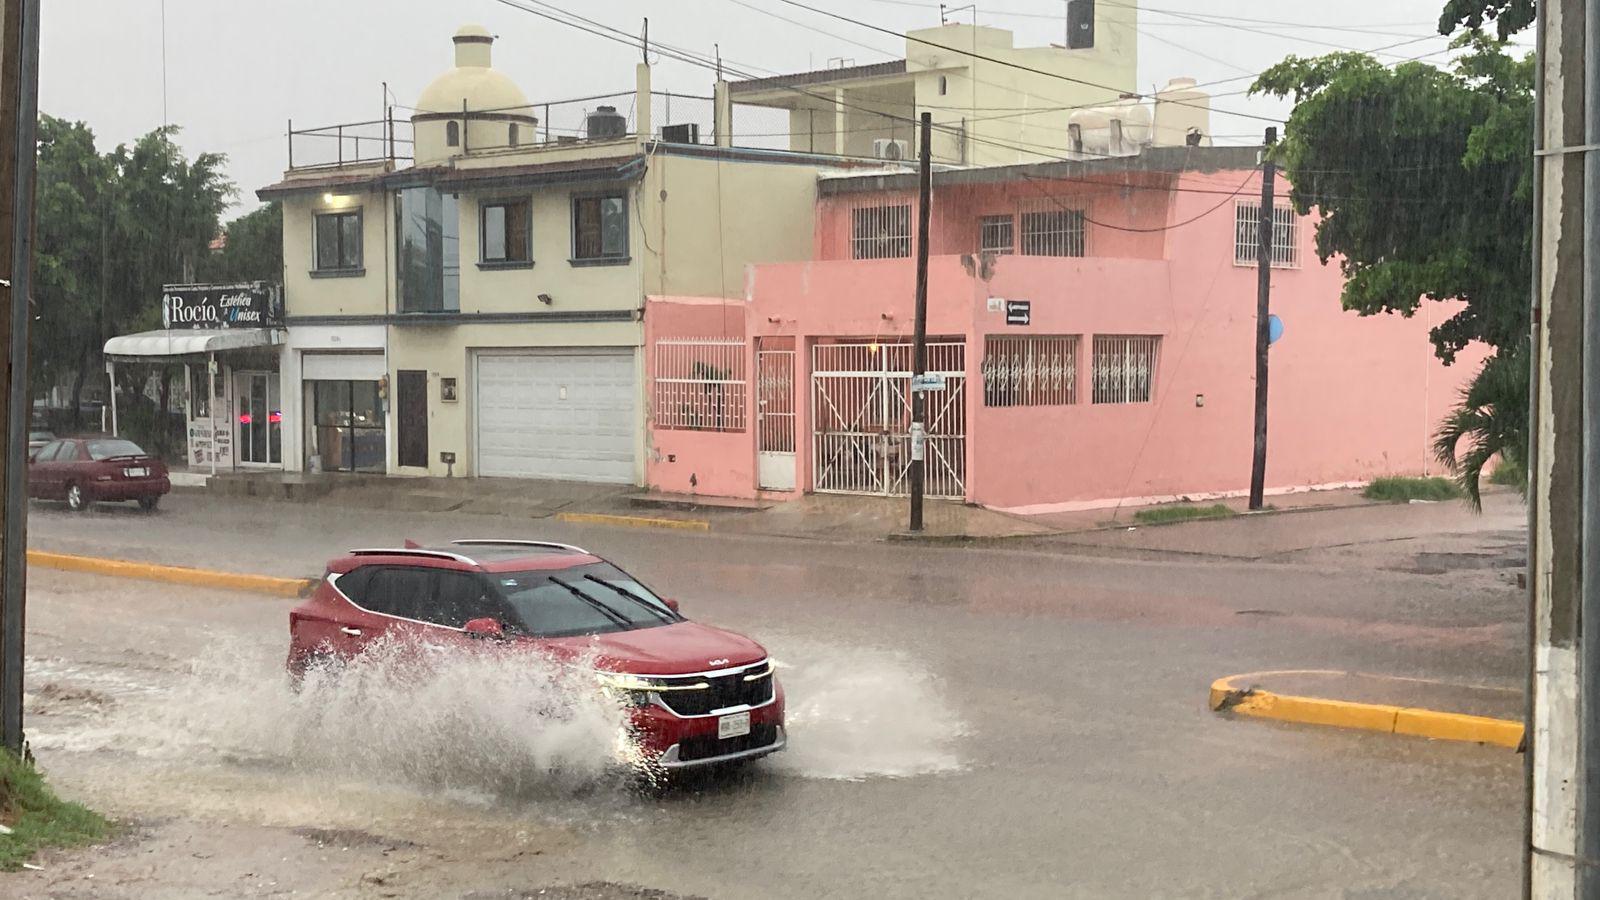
xmin=6 ymin=494 xmax=1527 ymax=898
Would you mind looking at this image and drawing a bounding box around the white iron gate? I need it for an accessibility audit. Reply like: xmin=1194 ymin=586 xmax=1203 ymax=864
xmin=811 ymin=341 xmax=966 ymax=498
xmin=756 ymin=344 xmax=797 ymax=490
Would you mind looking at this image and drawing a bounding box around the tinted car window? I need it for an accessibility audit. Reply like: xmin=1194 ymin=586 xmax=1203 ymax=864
xmin=87 ymin=439 xmax=146 ymax=460
xmin=332 ymin=567 xmax=373 ymax=603
xmin=363 ymin=567 xmax=433 ymax=621
xmin=432 ymin=570 xmax=499 ymax=628
xmin=56 ymin=442 xmax=80 ymax=462
xmin=33 ymin=441 xmax=62 ymax=461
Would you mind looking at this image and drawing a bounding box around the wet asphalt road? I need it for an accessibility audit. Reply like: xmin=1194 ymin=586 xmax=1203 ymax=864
xmin=12 ymin=493 xmax=1526 ymax=898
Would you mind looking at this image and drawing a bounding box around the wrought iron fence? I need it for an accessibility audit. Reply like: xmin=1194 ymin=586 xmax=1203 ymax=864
xmin=653 ymin=338 xmax=747 ymax=432
xmin=1091 ymin=335 xmax=1161 ymax=405
xmin=983 ymin=335 xmax=1079 ymax=407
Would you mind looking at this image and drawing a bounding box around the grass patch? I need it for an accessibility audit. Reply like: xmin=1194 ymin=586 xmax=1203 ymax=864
xmin=0 ymin=750 xmax=109 ymax=870
xmin=1490 ymin=458 xmax=1527 ymax=489
xmin=1132 ymin=503 xmax=1237 ymax=525
xmin=1362 ymin=476 xmax=1464 ymax=503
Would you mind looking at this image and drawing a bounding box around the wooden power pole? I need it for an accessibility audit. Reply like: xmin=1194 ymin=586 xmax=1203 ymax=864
xmin=908 ymin=112 xmax=932 ymax=532
xmin=1248 ymin=126 xmax=1277 ymax=511
xmin=0 ymin=0 xmax=39 ymax=756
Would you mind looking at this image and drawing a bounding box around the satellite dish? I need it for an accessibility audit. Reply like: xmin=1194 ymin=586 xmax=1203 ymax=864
xmin=1268 ymin=314 xmax=1285 ymax=345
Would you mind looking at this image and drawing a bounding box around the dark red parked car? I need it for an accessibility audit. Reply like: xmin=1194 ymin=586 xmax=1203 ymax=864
xmin=288 ymin=540 xmax=786 ymax=771
xmin=28 ymin=436 xmax=171 ymax=512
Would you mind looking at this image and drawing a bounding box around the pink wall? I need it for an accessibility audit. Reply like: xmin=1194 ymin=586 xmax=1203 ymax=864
xmin=643 ymin=297 xmax=757 ymax=499
xmin=650 ymin=166 xmax=1485 ymax=510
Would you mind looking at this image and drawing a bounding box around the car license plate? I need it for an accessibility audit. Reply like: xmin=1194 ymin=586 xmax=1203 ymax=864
xmin=124 ymin=467 xmax=148 ymax=478
xmin=718 ymin=711 xmax=751 ymax=740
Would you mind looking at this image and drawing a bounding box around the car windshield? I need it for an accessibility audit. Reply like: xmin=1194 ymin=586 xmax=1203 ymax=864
xmin=86 ymin=439 xmax=146 ymax=460
xmin=490 ymin=562 xmax=677 ymax=639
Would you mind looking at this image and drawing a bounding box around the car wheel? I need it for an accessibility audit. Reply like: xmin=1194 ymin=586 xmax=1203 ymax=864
xmin=65 ymin=482 xmax=87 ymax=512
xmin=138 ymin=496 xmax=159 ymax=512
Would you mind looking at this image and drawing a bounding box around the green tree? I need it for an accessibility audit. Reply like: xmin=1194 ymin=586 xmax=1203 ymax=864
xmin=196 ymin=202 xmax=283 ymax=284
xmin=1251 ymin=33 xmax=1534 ymax=505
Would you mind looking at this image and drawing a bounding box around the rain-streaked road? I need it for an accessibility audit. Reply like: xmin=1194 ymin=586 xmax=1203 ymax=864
xmin=11 ymin=493 xmax=1526 ymax=899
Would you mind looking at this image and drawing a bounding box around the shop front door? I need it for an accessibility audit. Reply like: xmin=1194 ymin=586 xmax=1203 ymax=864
xmin=309 ymin=380 xmax=385 ymax=473
xmin=235 ymin=371 xmax=281 ymax=466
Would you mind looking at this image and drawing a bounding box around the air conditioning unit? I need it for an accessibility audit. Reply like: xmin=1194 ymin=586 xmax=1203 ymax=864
xmin=873 ymin=138 xmax=910 ymax=160
xmin=661 ymin=123 xmax=700 ymax=145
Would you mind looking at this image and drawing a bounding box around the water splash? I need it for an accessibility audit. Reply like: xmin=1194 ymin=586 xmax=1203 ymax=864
xmin=766 ymin=640 xmax=966 ymax=781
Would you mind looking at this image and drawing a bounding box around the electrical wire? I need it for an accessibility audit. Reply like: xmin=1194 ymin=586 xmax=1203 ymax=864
xmin=1020 ymin=170 xmax=1260 ymax=233
xmin=852 ymin=0 xmax=1438 ymax=38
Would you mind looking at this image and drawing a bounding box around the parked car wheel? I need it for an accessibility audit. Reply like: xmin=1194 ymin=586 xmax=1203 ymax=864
xmin=138 ymin=496 xmax=159 ymax=512
xmin=64 ymin=482 xmax=87 ymax=512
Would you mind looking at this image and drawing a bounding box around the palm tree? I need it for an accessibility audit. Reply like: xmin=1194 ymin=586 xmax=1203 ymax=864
xmin=1432 ymin=343 xmax=1529 ymax=509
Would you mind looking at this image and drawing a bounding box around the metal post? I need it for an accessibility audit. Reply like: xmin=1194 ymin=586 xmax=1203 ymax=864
xmin=207 ymin=352 xmax=216 ymax=477
xmin=337 ymin=124 xmax=343 ymax=165
xmin=287 ymin=118 xmax=293 ymax=169
xmin=0 ymin=0 xmax=38 ymax=757
xmin=909 ymin=112 xmax=932 ymax=532
xmin=106 ymin=360 xmax=117 ymax=435
xmin=1248 ymin=126 xmax=1277 ymax=511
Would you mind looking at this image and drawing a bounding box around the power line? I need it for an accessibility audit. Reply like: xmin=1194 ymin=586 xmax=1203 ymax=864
xmin=1021 ymin=169 xmax=1260 ymax=233
xmin=852 ymin=0 xmax=1438 ymax=38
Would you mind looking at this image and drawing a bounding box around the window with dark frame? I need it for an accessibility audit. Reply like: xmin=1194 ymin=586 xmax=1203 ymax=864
xmin=572 ymin=194 xmax=628 ymax=261
xmin=1020 ymin=208 xmax=1086 ymax=257
xmin=480 ymin=198 xmax=532 ymax=264
xmin=313 ymin=210 xmax=363 ymax=272
xmin=979 ymin=215 xmax=1014 ymax=254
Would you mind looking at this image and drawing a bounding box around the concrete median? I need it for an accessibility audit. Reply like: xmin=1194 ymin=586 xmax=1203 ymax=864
xmin=1209 ymin=669 xmax=1524 ymax=750
xmin=27 ymin=550 xmax=315 ymax=598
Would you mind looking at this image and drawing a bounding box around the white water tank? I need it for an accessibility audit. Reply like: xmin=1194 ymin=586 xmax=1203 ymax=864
xmin=1153 ymin=77 xmax=1212 ymax=147
xmin=1066 ymin=95 xmax=1151 ymax=157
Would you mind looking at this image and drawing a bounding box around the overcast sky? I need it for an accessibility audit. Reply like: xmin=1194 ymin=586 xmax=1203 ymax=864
xmin=40 ymin=0 xmax=1525 ymax=217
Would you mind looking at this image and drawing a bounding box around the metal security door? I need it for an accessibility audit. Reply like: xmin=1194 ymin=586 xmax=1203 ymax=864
xmin=811 ymin=341 xmax=965 ymax=498
xmin=755 ymin=344 xmax=797 ymax=491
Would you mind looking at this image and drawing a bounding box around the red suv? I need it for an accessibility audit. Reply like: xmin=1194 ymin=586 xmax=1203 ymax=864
xmin=287 ymin=540 xmax=786 ymax=771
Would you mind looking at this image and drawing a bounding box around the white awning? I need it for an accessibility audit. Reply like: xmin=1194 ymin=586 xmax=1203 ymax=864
xmin=103 ymin=328 xmax=285 ymax=361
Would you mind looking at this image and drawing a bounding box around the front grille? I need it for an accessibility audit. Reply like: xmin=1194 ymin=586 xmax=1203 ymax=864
xmin=657 ymin=663 xmax=774 ymax=717
xmin=675 ymin=723 xmax=780 ymax=762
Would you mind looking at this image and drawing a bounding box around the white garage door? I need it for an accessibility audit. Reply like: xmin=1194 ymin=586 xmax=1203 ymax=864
xmin=475 ymin=350 xmax=637 ymax=483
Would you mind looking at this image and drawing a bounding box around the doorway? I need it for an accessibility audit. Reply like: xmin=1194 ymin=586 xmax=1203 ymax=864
xmin=234 ymin=371 xmax=281 ymax=467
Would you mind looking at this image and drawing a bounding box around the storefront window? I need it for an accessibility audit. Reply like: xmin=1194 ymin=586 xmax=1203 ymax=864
xmin=395 ymin=187 xmax=460 ymax=313
xmin=311 ymin=380 xmax=385 ymax=473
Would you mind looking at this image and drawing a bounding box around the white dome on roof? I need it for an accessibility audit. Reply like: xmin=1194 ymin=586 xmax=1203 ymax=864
xmin=414 ymin=25 xmax=529 ymax=115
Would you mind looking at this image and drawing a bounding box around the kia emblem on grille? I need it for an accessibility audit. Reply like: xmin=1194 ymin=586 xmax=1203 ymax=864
xmin=708 ymin=658 xmax=730 ymax=667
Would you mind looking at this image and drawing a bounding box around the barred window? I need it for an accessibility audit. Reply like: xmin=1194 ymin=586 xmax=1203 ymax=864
xmin=1234 ymin=201 xmax=1299 ymax=267
xmin=851 ymin=204 xmax=912 ymax=260
xmin=982 ymin=335 xmax=1078 ymax=407
xmin=1019 ymin=208 xmax=1085 ymax=257
xmin=1092 ymin=335 xmax=1160 ymax=404
xmin=653 ymin=338 xmax=747 ymax=432
xmin=979 ymin=215 xmax=1014 ymax=255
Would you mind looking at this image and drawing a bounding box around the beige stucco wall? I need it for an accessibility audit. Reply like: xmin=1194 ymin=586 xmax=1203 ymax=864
xmin=282 ymin=189 xmax=393 ymax=317
xmin=386 ymin=321 xmax=644 ymax=479
xmin=639 ymin=152 xmax=824 ymax=300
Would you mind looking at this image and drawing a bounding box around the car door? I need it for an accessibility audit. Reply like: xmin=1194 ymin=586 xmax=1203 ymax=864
xmin=343 ymin=565 xmax=436 ymax=654
xmin=52 ymin=440 xmax=83 ymax=498
xmin=26 ymin=440 xmax=61 ymax=498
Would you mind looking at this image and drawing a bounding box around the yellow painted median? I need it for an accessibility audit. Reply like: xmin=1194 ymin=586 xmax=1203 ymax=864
xmin=1209 ymin=671 xmax=1524 ymax=750
xmin=554 ymin=512 xmax=710 ymax=531
xmin=28 ymin=550 xmax=315 ymax=598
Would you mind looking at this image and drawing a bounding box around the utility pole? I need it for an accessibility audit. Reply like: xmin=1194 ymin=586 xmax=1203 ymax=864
xmin=1248 ymin=126 xmax=1277 ymax=512
xmin=908 ymin=112 xmax=932 ymax=533
xmin=1528 ymin=0 xmax=1595 ymax=894
xmin=0 ymin=0 xmax=40 ymax=757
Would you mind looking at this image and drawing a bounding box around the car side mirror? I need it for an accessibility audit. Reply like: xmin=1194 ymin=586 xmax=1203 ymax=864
xmin=462 ymin=617 xmax=504 ymax=639
xmin=663 ymin=598 xmax=680 ymax=614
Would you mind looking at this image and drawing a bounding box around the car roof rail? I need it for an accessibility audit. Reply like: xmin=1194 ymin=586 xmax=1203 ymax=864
xmin=449 ymin=539 xmax=591 ymax=555
xmin=347 ymin=548 xmax=478 ymax=564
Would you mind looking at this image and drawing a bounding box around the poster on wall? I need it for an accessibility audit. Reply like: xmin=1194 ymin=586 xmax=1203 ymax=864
xmin=187 ymin=420 xmax=234 ymax=468
xmin=162 ymin=282 xmax=284 ymax=330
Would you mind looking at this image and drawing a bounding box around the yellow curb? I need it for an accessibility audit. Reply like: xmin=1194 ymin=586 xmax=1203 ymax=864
xmin=554 ymin=512 xmax=710 ymax=531
xmin=28 ymin=550 xmax=315 ymax=598
xmin=1209 ymin=671 xmax=1524 ymax=750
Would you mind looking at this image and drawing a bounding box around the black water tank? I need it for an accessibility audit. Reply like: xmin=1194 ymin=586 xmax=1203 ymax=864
xmin=585 ymin=105 xmax=627 ymax=139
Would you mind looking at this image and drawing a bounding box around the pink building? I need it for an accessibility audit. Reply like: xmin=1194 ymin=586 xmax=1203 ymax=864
xmin=644 ymin=146 xmax=1482 ymax=513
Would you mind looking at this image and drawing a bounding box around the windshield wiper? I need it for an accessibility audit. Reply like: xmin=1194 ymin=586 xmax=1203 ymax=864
xmin=582 ymin=575 xmax=676 ymax=622
xmin=546 ymin=576 xmax=635 ymax=630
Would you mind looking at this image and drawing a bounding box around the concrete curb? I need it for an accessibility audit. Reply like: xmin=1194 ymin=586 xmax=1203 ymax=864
xmin=553 ymin=512 xmax=710 ymax=532
xmin=28 ymin=550 xmax=315 ymax=598
xmin=1209 ymin=671 xmax=1525 ymax=750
